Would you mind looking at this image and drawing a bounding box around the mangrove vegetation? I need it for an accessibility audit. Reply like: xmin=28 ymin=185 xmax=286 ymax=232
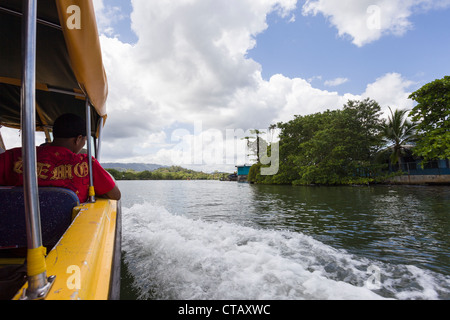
xmin=249 ymin=76 xmax=449 ymax=186
xmin=106 ymin=165 xmax=221 ymax=181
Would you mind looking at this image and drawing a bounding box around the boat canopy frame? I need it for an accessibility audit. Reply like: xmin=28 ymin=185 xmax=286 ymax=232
xmin=0 ymin=0 xmax=108 ymax=138
xmin=0 ymin=0 xmax=109 ymax=300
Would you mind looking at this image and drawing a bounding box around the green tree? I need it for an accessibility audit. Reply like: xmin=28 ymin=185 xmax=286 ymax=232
xmin=122 ymin=170 xmax=138 ymax=180
xmin=269 ymin=99 xmax=385 ymax=185
xmin=274 ymin=111 xmax=329 ymax=184
xmin=409 ymin=76 xmax=450 ymax=161
xmin=137 ymin=170 xmax=153 ymax=180
xmin=106 ymin=168 xmax=122 ymax=180
xmin=243 ymin=129 xmax=266 ymax=163
xmin=343 ymin=98 xmax=385 ymax=162
xmin=381 ymin=107 xmax=417 ymax=166
xmin=248 ymin=163 xmax=261 ymax=183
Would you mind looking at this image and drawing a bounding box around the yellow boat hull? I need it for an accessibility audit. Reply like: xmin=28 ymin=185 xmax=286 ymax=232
xmin=13 ymin=199 xmax=121 ymax=300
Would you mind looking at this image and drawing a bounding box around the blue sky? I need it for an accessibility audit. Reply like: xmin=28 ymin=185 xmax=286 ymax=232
xmin=102 ymin=0 xmax=450 ymax=97
xmin=249 ymin=6 xmax=450 ymax=95
xmin=3 ymin=0 xmax=449 ymax=172
xmin=99 ymin=0 xmax=137 ymax=43
xmin=93 ymin=0 xmax=450 ymax=171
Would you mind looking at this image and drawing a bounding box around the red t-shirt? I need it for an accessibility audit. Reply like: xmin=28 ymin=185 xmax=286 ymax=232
xmin=0 ymin=146 xmax=115 ymax=203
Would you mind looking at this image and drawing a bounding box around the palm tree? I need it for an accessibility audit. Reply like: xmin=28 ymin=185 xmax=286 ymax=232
xmin=381 ymin=107 xmax=417 ymax=168
xmin=242 ymin=129 xmax=262 ymax=163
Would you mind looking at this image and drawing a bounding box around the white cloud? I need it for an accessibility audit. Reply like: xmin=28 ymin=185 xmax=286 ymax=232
xmin=324 ymin=77 xmax=349 ymax=87
xmin=92 ymin=0 xmax=420 ymax=171
xmin=0 ymin=1 xmax=430 ymax=174
xmin=302 ymin=0 xmax=450 ymax=46
xmin=362 ymin=72 xmax=416 ymax=116
xmin=0 ymin=128 xmax=47 ymax=151
xmin=98 ymin=0 xmax=299 ymax=140
xmin=307 ymin=75 xmax=322 ymax=83
xmin=93 ymin=0 xmax=127 ymax=38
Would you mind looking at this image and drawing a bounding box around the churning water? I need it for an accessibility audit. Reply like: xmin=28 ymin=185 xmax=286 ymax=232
xmin=119 ymin=180 xmax=450 ymax=300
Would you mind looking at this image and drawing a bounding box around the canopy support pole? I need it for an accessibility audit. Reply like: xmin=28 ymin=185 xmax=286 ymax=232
xmin=86 ymin=99 xmax=96 ymax=203
xmin=0 ymin=126 xmax=6 ymax=150
xmin=96 ymin=117 xmax=104 ymax=162
xmin=20 ymin=0 xmax=55 ymax=300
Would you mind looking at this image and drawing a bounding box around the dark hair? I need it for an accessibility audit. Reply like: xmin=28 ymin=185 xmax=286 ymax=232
xmin=53 ymin=113 xmax=87 ymax=138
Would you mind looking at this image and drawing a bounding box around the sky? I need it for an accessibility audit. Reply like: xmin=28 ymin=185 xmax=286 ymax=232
xmin=2 ymin=0 xmax=450 ymax=173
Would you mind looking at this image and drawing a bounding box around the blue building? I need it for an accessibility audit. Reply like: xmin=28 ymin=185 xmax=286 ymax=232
xmin=237 ymin=165 xmax=251 ymax=176
xmin=389 ymin=159 xmax=450 ymax=184
xmin=236 ymin=165 xmax=252 ymax=182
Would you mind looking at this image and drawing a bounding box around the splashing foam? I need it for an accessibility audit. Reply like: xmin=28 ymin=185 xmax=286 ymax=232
xmin=122 ymin=203 xmax=449 ymax=300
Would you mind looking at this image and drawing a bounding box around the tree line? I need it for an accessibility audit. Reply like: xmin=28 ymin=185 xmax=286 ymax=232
xmin=106 ymin=166 xmax=221 ymax=181
xmin=249 ymin=76 xmax=449 ymax=186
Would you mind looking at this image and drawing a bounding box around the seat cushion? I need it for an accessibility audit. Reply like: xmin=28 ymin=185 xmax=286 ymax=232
xmin=0 ymin=187 xmax=79 ymax=250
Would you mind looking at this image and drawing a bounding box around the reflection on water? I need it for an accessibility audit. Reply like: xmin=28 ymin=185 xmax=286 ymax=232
xmin=119 ymin=180 xmax=450 ymax=300
xmin=243 ymin=184 xmax=449 ymax=274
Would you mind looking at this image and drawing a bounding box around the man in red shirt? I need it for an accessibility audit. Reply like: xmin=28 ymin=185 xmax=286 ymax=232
xmin=0 ymin=113 xmax=121 ymax=203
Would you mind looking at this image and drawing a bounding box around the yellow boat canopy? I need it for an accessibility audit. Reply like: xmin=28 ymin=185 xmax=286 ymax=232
xmin=0 ymin=0 xmax=108 ymax=136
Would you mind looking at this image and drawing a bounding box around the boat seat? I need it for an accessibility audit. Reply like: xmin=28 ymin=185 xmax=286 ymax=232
xmin=0 ymin=187 xmax=80 ymax=251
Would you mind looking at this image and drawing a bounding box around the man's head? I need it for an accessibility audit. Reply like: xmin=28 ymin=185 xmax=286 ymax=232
xmin=52 ymin=113 xmax=87 ymax=154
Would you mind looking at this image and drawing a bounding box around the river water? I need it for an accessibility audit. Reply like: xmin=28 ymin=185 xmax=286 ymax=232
xmin=118 ymin=180 xmax=450 ymax=300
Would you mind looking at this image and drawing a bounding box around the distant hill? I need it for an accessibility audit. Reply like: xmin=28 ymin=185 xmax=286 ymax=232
xmin=103 ymin=164 xmax=226 ymax=181
xmin=101 ymin=163 xmax=167 ymax=172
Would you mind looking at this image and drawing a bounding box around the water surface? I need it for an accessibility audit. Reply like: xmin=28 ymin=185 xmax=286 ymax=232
xmin=119 ymin=180 xmax=450 ymax=300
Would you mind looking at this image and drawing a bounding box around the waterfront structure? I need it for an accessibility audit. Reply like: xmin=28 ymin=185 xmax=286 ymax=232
xmin=236 ymin=165 xmax=252 ymax=183
xmin=388 ymin=159 xmax=450 ymax=185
